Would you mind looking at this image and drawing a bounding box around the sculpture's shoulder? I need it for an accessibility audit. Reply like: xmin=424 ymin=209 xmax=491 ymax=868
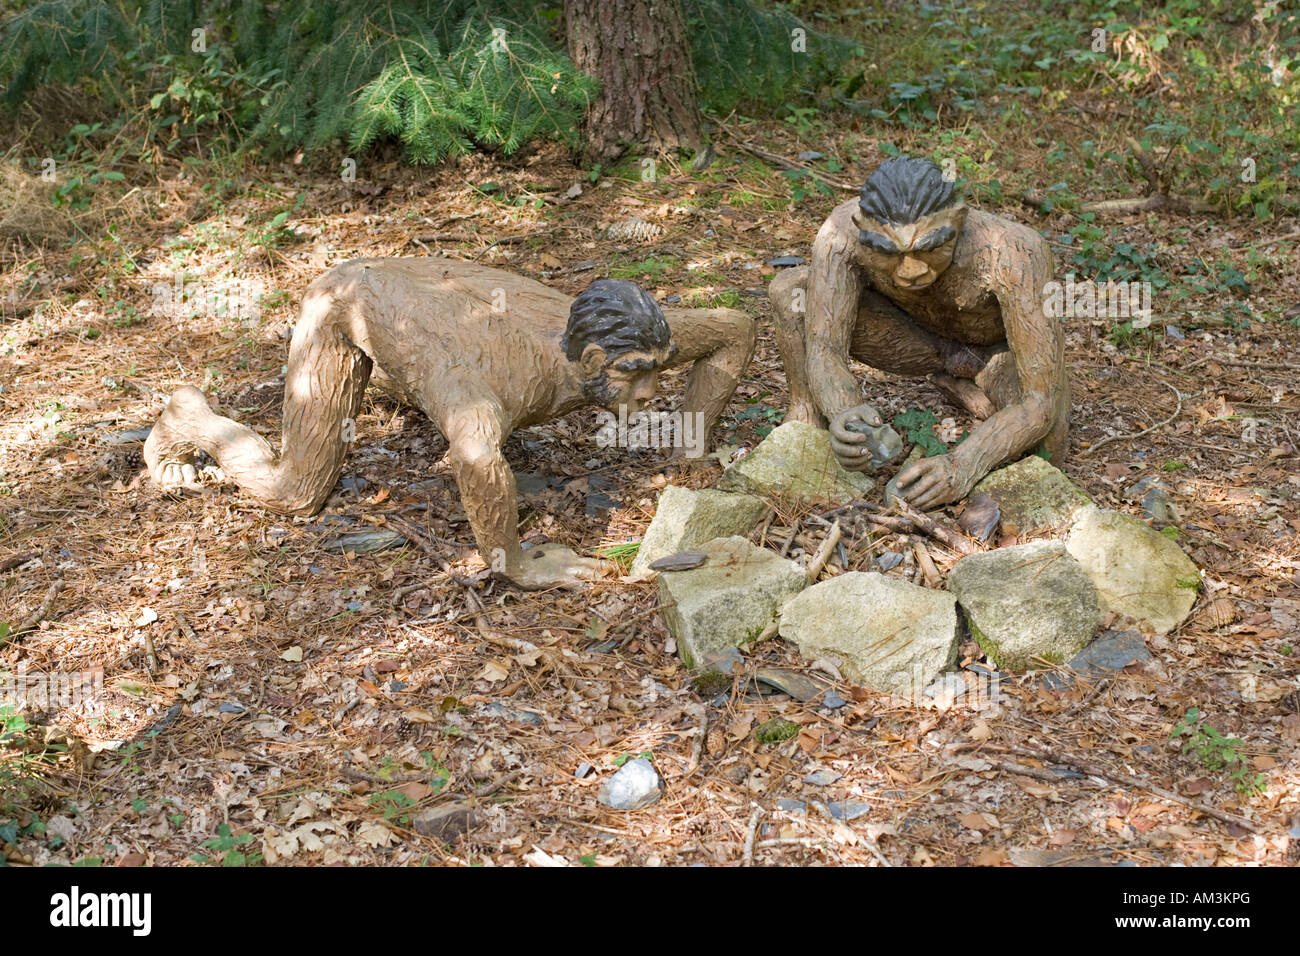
xmin=814 ymin=198 xmax=861 ymax=248
xmin=963 ymin=209 xmax=1052 ymax=268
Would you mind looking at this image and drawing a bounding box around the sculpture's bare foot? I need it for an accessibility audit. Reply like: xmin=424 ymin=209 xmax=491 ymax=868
xmin=786 ymin=400 xmax=827 ymax=429
xmin=144 ymin=385 xmax=214 ymax=490
xmin=509 ymin=546 xmax=607 ymax=590
xmin=155 ymin=459 xmax=202 ymax=490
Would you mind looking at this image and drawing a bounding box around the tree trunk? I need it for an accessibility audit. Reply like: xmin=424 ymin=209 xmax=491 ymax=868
xmin=564 ymin=0 xmax=706 ymax=162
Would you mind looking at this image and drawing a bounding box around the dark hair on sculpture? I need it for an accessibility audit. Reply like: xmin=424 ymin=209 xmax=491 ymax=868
xmin=561 ymin=279 xmax=671 ymax=364
xmin=858 ymin=156 xmax=957 ymax=226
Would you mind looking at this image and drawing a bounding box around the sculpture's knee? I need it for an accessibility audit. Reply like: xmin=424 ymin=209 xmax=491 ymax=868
xmin=768 ymin=267 xmax=808 ymax=324
xmin=715 ymin=307 xmax=757 ymax=356
xmin=450 ymin=440 xmax=499 ymax=477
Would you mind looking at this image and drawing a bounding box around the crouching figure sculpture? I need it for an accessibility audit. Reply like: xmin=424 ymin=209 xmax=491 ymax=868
xmin=145 ymin=258 xmax=755 ymax=588
xmin=769 ymin=156 xmax=1069 ymax=509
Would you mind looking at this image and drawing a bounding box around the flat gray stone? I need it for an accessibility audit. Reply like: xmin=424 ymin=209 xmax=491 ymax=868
xmin=803 ymin=770 xmax=842 ymax=786
xmin=321 ymin=529 xmax=408 ymax=553
xmin=647 ymin=550 xmax=709 ymax=572
xmin=1066 ymin=507 xmax=1200 ymax=634
xmin=696 ymin=646 xmax=744 ymax=675
xmin=658 ymin=536 xmax=807 ymax=669
xmin=948 ymin=540 xmax=1101 ymax=670
xmin=1042 ymin=629 xmax=1152 ymax=690
xmin=718 ymin=421 xmax=874 ymax=505
xmin=1127 ymin=477 xmax=1177 ymax=527
xmin=478 ymin=703 xmax=543 ymax=726
xmin=973 ymin=456 xmax=1092 ymax=533
xmin=778 ymin=572 xmax=959 ymax=697
xmin=413 ymin=801 xmax=477 ymax=841
xmin=923 ymin=674 xmax=970 ymax=710
xmin=754 ymin=666 xmax=831 ymax=702
xmin=629 ymin=486 xmax=768 ymax=577
xmin=598 ymin=758 xmax=662 ymax=810
xmin=826 ymin=800 xmax=871 ymax=821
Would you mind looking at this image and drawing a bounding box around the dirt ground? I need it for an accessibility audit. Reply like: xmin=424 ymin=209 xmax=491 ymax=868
xmin=1 ymin=129 xmax=1298 ymax=867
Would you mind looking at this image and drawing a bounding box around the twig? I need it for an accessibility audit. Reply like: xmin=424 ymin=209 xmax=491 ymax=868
xmin=1203 ymin=358 xmax=1299 ymax=372
xmin=996 ymin=743 xmax=1257 ymax=833
xmin=472 ymin=230 xmax=548 ymax=261
xmin=1026 ymin=139 xmax=1215 ymax=218
xmin=339 ymin=763 xmax=431 ymax=787
xmin=779 ymin=517 xmax=802 ymax=557
xmin=989 ymin=759 xmax=1105 ymax=789
xmin=384 ymin=515 xmax=479 ymax=588
xmin=686 ymin=702 xmax=707 ymax=775
xmin=1 ymin=579 xmax=64 ymax=646
xmin=912 ymin=538 xmax=941 ymax=586
xmin=143 ymin=631 xmax=158 ymax=675
xmin=475 ymin=768 xmax=522 ymax=798
xmin=742 ymin=806 xmax=764 ymax=867
xmin=754 ymin=837 xmax=826 ymax=850
xmin=805 ymin=518 xmax=842 ymax=583
xmin=1082 ymin=381 xmax=1182 ymax=456
xmin=174 ymin=612 xmax=198 ymax=642
xmin=709 ymin=116 xmax=856 ymax=192
xmin=1061 ymin=676 xmax=1113 ymax=718
xmin=0 ymin=551 xmax=37 ymax=573
xmin=889 ymin=500 xmax=980 ymax=556
xmin=610 ymin=602 xmax=675 ymax=642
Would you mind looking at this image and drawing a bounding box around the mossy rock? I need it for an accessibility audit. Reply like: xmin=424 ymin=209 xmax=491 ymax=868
xmin=974 ymin=455 xmax=1092 ymax=533
xmin=1066 ymin=508 xmax=1200 ymax=635
xmin=718 ymin=420 xmax=874 ymax=504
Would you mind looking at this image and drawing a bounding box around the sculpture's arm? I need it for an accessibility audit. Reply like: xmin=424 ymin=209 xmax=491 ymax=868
xmin=662 ymin=306 xmax=756 ymax=438
xmin=442 ymin=397 xmax=521 ymax=571
xmin=441 ymin=394 xmax=603 ymax=589
xmin=893 ymin=231 xmax=1061 ymax=510
xmin=951 ymin=232 xmax=1061 ymax=479
xmin=804 ymin=220 xmax=865 ymax=418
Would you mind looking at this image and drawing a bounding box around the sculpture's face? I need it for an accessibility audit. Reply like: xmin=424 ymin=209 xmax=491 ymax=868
xmin=851 ymin=203 xmax=967 ymax=291
xmin=580 ymin=344 xmax=677 ymax=415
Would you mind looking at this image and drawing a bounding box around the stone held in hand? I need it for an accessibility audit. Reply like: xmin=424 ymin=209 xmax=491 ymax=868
xmin=947 ymin=540 xmax=1101 ymax=671
xmin=844 ymin=418 xmax=905 ymax=466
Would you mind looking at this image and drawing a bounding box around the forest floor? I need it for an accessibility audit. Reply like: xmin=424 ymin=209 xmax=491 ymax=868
xmin=1 ymin=110 xmax=1299 ymax=867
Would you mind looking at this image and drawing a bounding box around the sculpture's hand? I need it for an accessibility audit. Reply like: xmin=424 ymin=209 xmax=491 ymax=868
xmin=829 ymin=403 xmax=886 ymax=472
xmin=509 ymin=546 xmax=607 ymax=590
xmin=891 ymin=454 xmax=973 ymax=511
